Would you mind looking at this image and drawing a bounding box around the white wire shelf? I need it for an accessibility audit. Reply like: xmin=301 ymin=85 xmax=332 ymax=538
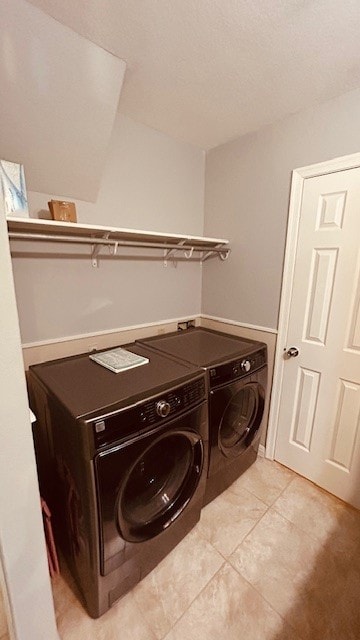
xmin=7 ymin=217 xmax=230 ymax=267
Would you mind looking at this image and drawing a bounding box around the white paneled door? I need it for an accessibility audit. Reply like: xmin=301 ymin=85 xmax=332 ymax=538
xmin=275 ymin=167 xmax=360 ymax=509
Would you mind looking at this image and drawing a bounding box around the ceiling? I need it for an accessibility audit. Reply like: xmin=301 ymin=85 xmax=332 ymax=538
xmin=27 ymin=0 xmax=360 ymax=149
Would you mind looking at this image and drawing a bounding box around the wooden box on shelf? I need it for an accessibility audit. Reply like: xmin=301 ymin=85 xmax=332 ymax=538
xmin=48 ymin=199 xmax=77 ymax=223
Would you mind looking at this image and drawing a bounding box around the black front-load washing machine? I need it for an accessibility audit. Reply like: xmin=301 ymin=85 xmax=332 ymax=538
xmin=28 ymin=343 xmax=208 ymax=618
xmin=139 ymin=328 xmax=267 ymax=505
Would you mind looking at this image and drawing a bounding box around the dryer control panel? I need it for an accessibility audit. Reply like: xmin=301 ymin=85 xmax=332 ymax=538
xmin=209 ymin=347 xmax=267 ymax=389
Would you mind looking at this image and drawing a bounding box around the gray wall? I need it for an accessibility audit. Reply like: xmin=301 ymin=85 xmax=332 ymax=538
xmin=202 ymin=88 xmax=360 ymax=329
xmin=12 ymin=87 xmax=360 ymax=343
xmin=12 ymin=114 xmax=205 ymax=344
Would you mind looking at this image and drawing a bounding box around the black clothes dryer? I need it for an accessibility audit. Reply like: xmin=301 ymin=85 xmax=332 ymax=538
xmin=28 ymin=343 xmax=208 ymax=618
xmin=139 ymin=328 xmax=267 ymax=505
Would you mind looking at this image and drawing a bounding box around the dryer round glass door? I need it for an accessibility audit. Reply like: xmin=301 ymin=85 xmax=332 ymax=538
xmin=219 ymin=383 xmax=265 ymax=457
xmin=118 ymin=431 xmax=203 ymax=542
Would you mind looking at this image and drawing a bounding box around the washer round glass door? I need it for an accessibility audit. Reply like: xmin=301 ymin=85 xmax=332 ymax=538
xmin=219 ymin=383 xmax=264 ymax=458
xmin=118 ymin=431 xmax=203 ymax=542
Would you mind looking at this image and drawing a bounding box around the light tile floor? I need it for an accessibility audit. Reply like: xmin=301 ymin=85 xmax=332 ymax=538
xmin=0 ymin=586 xmax=9 ymax=640
xmin=33 ymin=459 xmax=360 ymax=638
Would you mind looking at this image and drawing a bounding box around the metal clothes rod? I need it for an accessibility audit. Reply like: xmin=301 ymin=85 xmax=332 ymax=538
xmin=9 ymin=231 xmax=229 ymax=254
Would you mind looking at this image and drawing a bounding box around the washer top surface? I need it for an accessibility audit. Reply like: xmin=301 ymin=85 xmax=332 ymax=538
xmin=29 ymin=343 xmax=202 ymax=420
xmin=140 ymin=328 xmax=264 ymax=368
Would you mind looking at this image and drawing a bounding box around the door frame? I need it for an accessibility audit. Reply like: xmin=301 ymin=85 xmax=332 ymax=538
xmin=266 ymin=151 xmax=360 ymax=460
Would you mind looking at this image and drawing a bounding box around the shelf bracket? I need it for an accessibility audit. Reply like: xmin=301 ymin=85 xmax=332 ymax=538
xmin=163 ymin=240 xmax=186 ymax=266
xmin=91 ymin=233 xmax=109 ymax=267
xmin=201 ymin=244 xmax=230 ymax=263
xmin=201 ymin=250 xmax=214 ymax=262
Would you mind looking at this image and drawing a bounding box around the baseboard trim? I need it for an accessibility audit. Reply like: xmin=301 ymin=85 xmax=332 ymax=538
xmin=200 ymin=314 xmax=277 ymax=335
xmin=22 ymin=313 xmax=277 ymax=349
xmin=258 ymin=444 xmax=266 ymax=458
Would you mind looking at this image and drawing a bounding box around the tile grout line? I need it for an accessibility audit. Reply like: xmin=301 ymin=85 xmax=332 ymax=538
xmin=266 ymin=472 xmax=298 ymax=507
xmin=217 ymin=477 xmax=302 ymax=609
xmin=230 ymin=474 xmax=328 ymax=557
xmin=199 ymin=469 xmax=297 ymax=563
xmin=159 ymin=560 xmax=227 ymax=640
xmin=268 ymin=472 xmax=356 ymax=548
xmin=227 ymin=559 xmax=305 ymax=640
xmin=226 ymin=472 xmax=359 ymax=640
xmin=130 ymin=591 xmax=161 ymax=640
xmin=226 ymin=463 xmax=295 ymax=509
xmin=163 ymin=544 xmax=307 ymax=640
xmin=171 ymin=546 xmax=304 ymax=640
xmin=226 ymin=482 xmax=272 ymax=505
xmin=132 ymin=577 xmax=175 ymax=640
xmin=142 ymin=469 xmax=356 ymax=639
xmin=225 ymin=539 xmax=305 ymax=640
xmin=270 ymin=502 xmax=360 ymax=569
xmin=224 ymin=472 xmax=299 ymax=560
xmin=197 ymin=485 xmax=271 ymax=560
xmin=137 ymin=529 xmax=225 ymax=640
xmin=222 ymin=477 xmax=295 ymax=559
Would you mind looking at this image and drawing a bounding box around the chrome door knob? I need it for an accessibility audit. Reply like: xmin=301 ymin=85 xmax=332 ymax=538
xmin=286 ymin=347 xmax=299 ymax=358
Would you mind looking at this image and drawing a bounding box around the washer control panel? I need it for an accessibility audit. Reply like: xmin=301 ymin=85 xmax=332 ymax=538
xmin=92 ymin=375 xmax=206 ymax=447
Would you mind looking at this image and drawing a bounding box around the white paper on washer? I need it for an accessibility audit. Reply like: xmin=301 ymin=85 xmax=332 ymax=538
xmin=89 ymin=348 xmax=149 ymax=373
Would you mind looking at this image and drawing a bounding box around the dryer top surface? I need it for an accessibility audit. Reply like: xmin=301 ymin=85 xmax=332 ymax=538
xmin=140 ymin=328 xmax=266 ymax=368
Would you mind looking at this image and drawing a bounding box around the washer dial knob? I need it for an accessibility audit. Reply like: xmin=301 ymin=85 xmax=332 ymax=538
xmin=241 ymin=359 xmax=251 ymax=373
xmin=156 ymin=400 xmax=171 ymax=418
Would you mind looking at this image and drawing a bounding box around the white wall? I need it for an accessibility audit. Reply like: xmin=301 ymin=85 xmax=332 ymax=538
xmin=11 ymin=114 xmax=205 ymax=344
xmin=0 ymin=0 xmax=125 ymax=202
xmin=202 ymin=88 xmax=360 ymax=329
xmin=0 ymin=205 xmax=59 ymax=640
